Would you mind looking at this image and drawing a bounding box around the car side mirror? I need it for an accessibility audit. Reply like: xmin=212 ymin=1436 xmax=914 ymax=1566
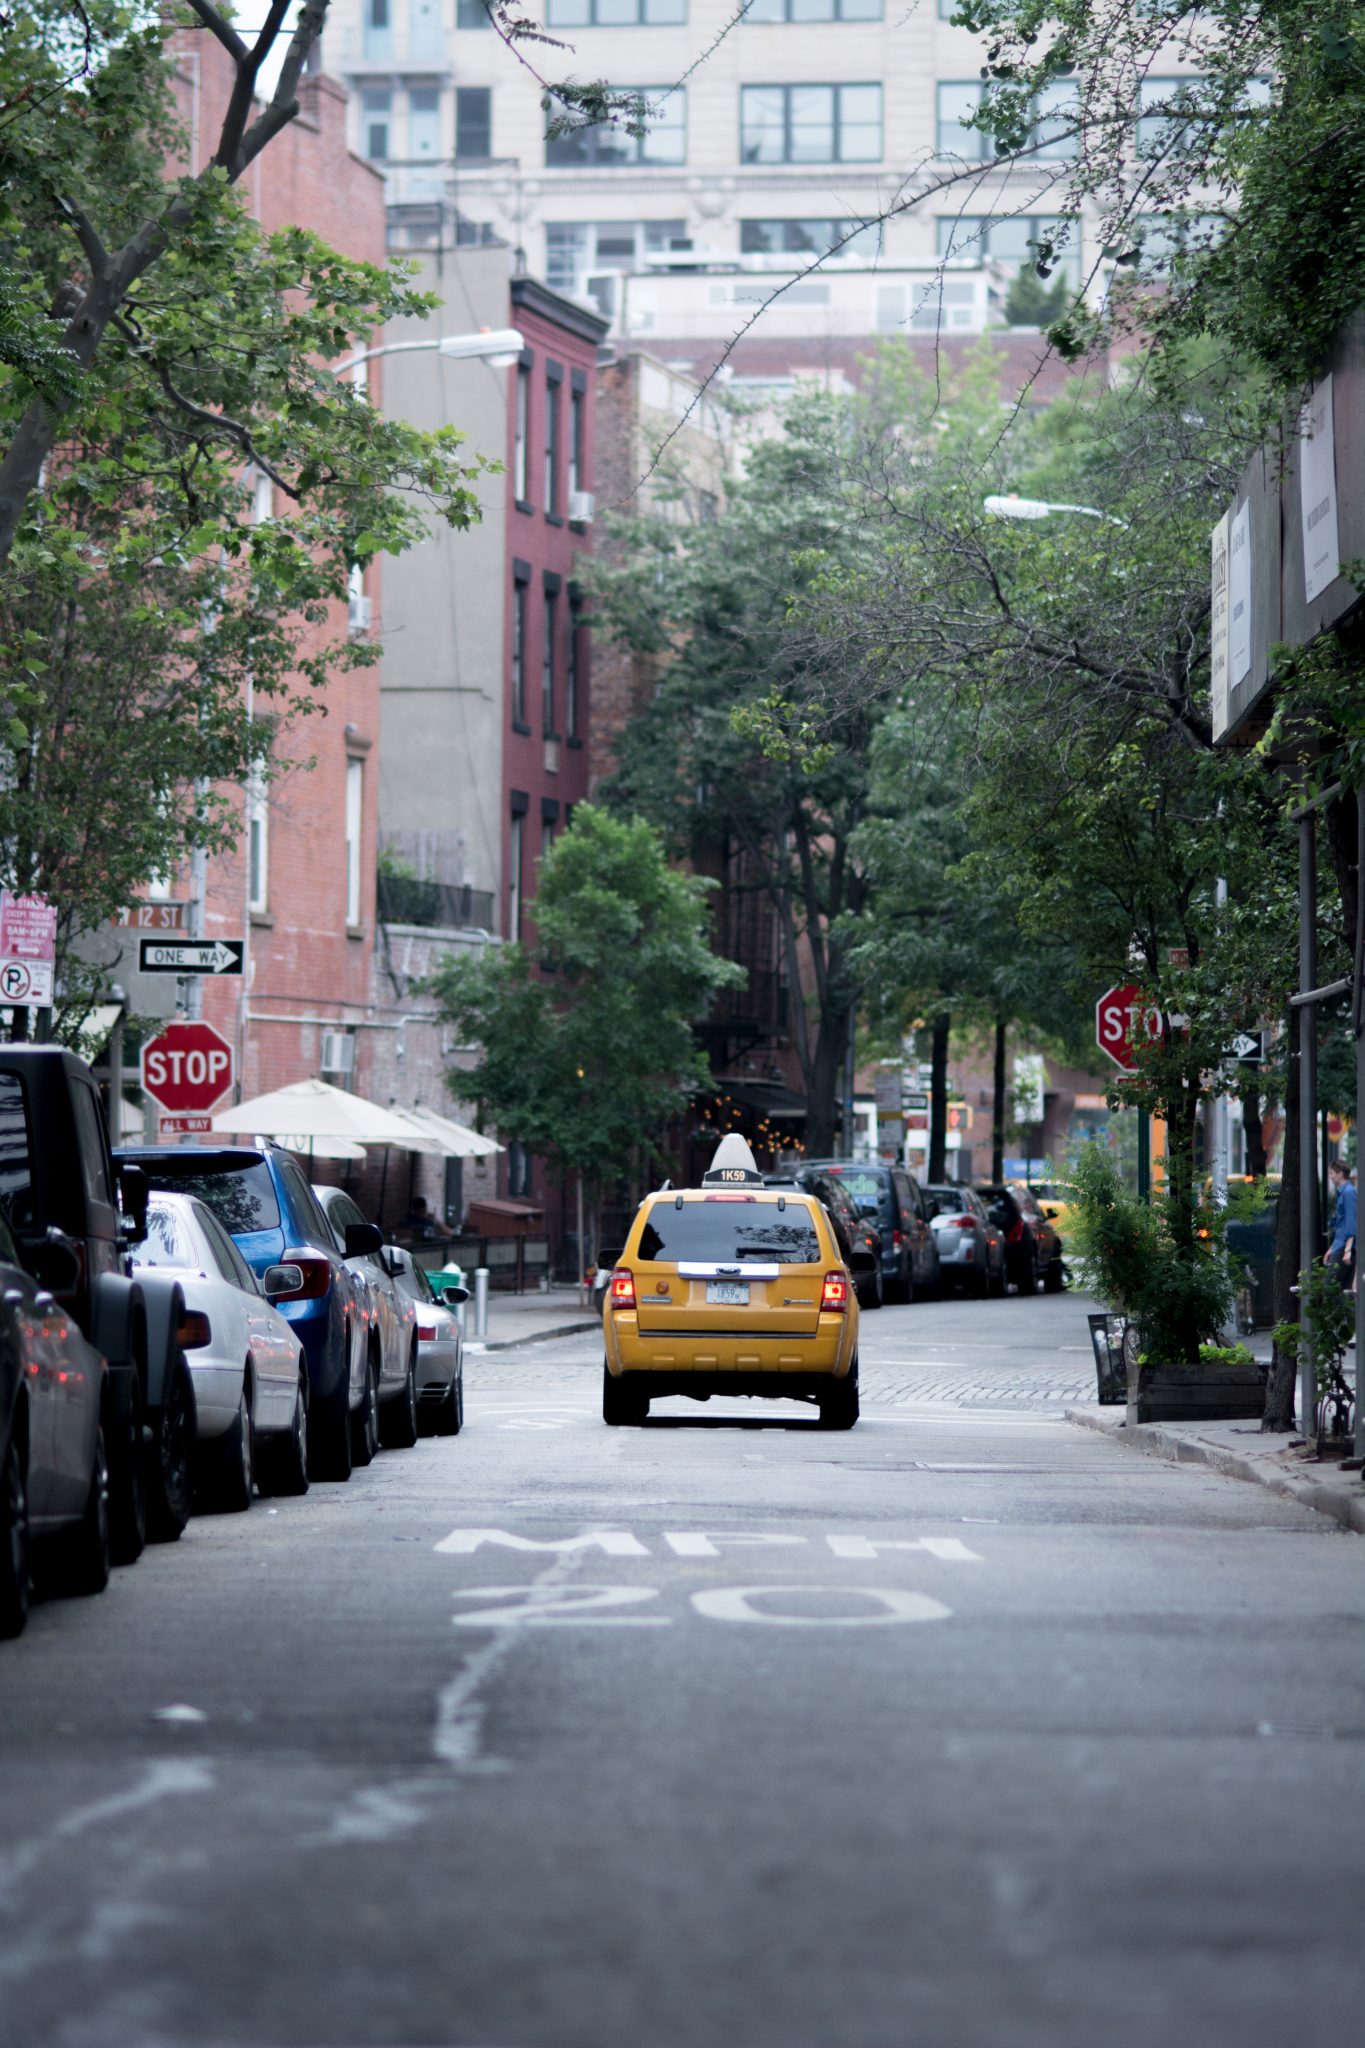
xmin=344 ymin=1221 xmax=384 ymax=1258
xmin=848 ymin=1246 xmax=877 ymax=1274
xmin=263 ymin=1262 xmax=304 ymax=1301
xmin=1043 ymin=1205 xmax=1058 ymax=1219
xmin=442 ymin=1284 xmax=470 ymax=1307
xmin=117 ymin=1162 xmax=149 ymax=1239
xmin=32 ymin=1226 xmax=81 ymax=1292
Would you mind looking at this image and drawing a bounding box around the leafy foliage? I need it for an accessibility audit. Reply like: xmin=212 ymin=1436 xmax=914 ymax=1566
xmin=1070 ymin=1143 xmax=1237 ymax=1364
xmin=429 ymin=807 xmax=742 ymax=1201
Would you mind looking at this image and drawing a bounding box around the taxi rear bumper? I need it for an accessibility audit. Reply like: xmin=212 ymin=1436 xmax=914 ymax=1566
xmin=607 ymin=1312 xmax=853 ymax=1378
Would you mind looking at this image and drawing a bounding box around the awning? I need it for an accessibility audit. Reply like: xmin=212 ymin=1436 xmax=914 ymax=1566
xmin=708 ymin=1078 xmax=808 ymax=1121
xmin=213 ymin=1077 xmax=427 ymax=1148
xmin=384 ymin=1103 xmax=503 ymax=1158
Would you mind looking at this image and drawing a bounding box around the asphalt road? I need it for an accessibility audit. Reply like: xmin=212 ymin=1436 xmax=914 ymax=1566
xmin=2 ymin=1287 xmax=1362 ymax=2048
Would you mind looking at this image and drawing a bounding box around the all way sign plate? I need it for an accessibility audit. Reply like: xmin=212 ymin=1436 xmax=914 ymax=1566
xmin=139 ymin=938 xmax=244 ymax=976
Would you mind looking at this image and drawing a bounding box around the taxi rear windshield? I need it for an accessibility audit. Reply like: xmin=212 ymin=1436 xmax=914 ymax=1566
xmin=636 ymin=1201 xmax=821 ymax=1265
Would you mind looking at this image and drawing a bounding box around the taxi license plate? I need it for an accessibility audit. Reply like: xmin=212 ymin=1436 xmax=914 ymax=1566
xmin=707 ymin=1280 xmax=749 ymax=1306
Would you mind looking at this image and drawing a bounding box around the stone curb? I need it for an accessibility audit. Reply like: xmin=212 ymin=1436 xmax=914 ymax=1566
xmin=465 ymin=1317 xmax=598 ymax=1355
xmin=1065 ymin=1407 xmax=1365 ymax=1537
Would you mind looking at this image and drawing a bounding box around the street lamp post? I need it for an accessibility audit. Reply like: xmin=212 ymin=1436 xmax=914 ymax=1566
xmin=331 ymin=329 xmax=526 ymax=379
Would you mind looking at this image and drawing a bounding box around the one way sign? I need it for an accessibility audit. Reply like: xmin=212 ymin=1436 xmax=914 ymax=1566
xmin=139 ymin=938 xmax=244 ymax=976
xmin=1227 ymin=1029 xmax=1264 ymax=1063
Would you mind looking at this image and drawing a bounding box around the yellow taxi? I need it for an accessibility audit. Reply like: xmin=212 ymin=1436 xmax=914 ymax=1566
xmin=601 ymin=1135 xmax=866 ymax=1428
xmin=1024 ymin=1180 xmax=1079 ymax=1246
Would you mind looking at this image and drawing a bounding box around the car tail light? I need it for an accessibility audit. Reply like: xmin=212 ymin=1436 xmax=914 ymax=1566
xmin=272 ymin=1254 xmax=332 ymax=1301
xmin=177 ymin=1310 xmax=212 ymax=1349
xmin=1005 ymin=1219 xmax=1025 ymax=1244
xmin=610 ymin=1268 xmax=636 ymax=1309
xmin=821 ymin=1270 xmax=849 ymax=1312
xmin=416 ymin=1322 xmax=438 ymax=1342
xmin=892 ymin=1229 xmax=905 ymax=1249
xmin=951 ymin=1217 xmax=976 ymax=1230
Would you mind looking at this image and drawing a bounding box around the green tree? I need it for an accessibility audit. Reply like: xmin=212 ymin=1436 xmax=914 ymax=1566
xmin=592 ymin=394 xmax=885 ymax=1155
xmin=429 ymin=807 xmax=742 ymax=1250
xmin=1001 ymin=261 xmax=1070 ymax=329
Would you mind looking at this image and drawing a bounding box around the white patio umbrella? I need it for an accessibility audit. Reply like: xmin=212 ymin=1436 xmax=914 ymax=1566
xmin=385 ymin=1104 xmax=503 ymax=1158
xmin=211 ymin=1077 xmax=426 ymax=1149
xmin=276 ymin=1133 xmax=366 ymax=1162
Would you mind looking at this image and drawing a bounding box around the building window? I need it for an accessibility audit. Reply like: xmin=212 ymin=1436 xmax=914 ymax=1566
xmin=546 ymin=87 xmax=686 ymax=166
xmin=744 ymin=0 xmax=881 ymax=17
xmin=508 ymin=810 xmax=525 ymax=941
xmin=936 ymin=81 xmax=992 ymax=159
xmin=363 ymin=0 xmax=391 ymax=58
xmin=937 ymin=213 xmax=1081 ymax=282
xmin=541 ymin=815 xmax=555 ymax=866
xmin=542 ymin=590 xmax=558 ymax=733
xmin=544 ymin=375 xmax=560 ymax=516
xmin=407 ymin=85 xmax=441 ymax=196
xmin=1032 ymin=79 xmax=1079 ymax=160
xmin=569 ymin=388 xmax=585 ymax=502
xmin=456 ymin=86 xmax=492 ymax=160
xmin=566 ymin=604 xmax=582 ymax=739
xmin=506 ymin=1140 xmax=532 ymax=1198
xmin=345 ymin=757 xmax=364 ymax=928
xmin=1136 ymin=76 xmax=1211 ymax=156
xmin=548 ymin=0 xmax=686 ymax=20
xmin=546 ymin=219 xmax=687 ymax=298
xmin=247 ymin=772 xmax=268 ymax=915
xmin=411 ymin=0 xmax=442 ymax=58
xmin=457 ymin=0 xmax=490 ymax=22
xmin=740 ymin=84 xmax=881 ymax=164
xmin=512 ymin=576 xmax=528 ymax=723
xmin=361 ymin=88 xmax=392 ymax=163
xmin=740 ymin=216 xmax=881 ymax=259
xmin=514 ymin=362 xmax=530 ymax=503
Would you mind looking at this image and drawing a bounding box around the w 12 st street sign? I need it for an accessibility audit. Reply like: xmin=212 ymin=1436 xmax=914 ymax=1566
xmin=1095 ymin=983 xmax=1164 ymax=1072
xmin=139 ymin=938 xmax=244 ymax=976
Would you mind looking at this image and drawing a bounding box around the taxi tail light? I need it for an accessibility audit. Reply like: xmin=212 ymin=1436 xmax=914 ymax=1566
xmin=610 ymin=1267 xmax=636 ymax=1309
xmin=273 ymin=1254 xmax=332 ymax=1301
xmin=177 ymin=1309 xmax=212 ymax=1349
xmin=821 ymin=1270 xmax=850 ymax=1312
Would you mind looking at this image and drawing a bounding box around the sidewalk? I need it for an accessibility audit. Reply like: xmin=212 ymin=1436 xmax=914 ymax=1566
xmin=1066 ymin=1406 xmax=1365 ymax=1535
xmin=463 ymin=1287 xmax=599 ymax=1354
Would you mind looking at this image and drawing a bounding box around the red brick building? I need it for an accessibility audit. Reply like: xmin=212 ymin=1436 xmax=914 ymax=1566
xmin=167 ymin=39 xmax=389 ymax=1112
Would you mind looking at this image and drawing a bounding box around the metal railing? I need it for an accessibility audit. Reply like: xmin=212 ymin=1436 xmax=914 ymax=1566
xmin=377 ymin=873 xmax=495 ymax=931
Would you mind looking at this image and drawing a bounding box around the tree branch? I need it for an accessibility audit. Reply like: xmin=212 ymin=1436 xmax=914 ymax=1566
xmin=111 ymin=314 xmax=298 ymax=497
xmin=181 ymin=1 xmax=248 ymax=65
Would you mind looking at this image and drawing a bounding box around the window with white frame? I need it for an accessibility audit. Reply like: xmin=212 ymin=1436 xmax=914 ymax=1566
xmin=740 ymin=84 xmax=881 ymax=164
xmin=545 ymin=219 xmax=687 ymax=296
xmin=345 ymin=758 xmax=364 ymax=927
xmin=247 ymin=770 xmax=269 ymax=915
xmin=546 ymin=88 xmax=686 ymax=166
xmin=937 ymin=213 xmax=1081 ymax=282
xmin=740 ymin=216 xmax=881 ymax=260
xmin=361 ymin=90 xmax=392 ymax=163
xmin=936 ymin=81 xmax=991 ymax=159
xmin=363 ymin=0 xmax=391 ymax=58
xmin=745 ymin=0 xmax=881 ymax=17
xmin=1032 ymin=78 xmax=1079 ymax=160
xmin=548 ymin=0 xmax=685 ymax=21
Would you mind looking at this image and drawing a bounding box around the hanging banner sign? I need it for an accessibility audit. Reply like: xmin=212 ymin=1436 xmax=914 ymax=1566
xmin=1300 ymin=373 xmax=1341 ymax=603
xmin=1229 ymin=502 xmax=1252 ymax=686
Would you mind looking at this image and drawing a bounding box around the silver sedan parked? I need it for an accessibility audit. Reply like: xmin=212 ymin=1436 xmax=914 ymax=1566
xmin=923 ymin=1185 xmax=1006 ymax=1297
xmin=383 ymin=1246 xmax=467 ymax=1436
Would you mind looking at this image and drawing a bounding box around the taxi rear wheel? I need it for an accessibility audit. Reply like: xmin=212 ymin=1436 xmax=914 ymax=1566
xmin=818 ymin=1359 xmax=859 ymax=1431
xmin=602 ymin=1363 xmax=649 ymax=1426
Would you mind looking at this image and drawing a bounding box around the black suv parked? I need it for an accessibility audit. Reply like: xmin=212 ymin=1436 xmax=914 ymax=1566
xmin=803 ymin=1160 xmax=940 ymax=1302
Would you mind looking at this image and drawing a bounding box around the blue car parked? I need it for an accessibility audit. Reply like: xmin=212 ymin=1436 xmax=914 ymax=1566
xmin=117 ymin=1145 xmax=382 ymax=1481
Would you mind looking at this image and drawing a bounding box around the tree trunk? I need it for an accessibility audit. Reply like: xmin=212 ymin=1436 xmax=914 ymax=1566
xmin=1262 ymin=1003 xmax=1300 ymax=1431
xmin=991 ymin=1014 xmax=1006 ymax=1181
xmin=1242 ymin=1081 xmax=1268 ymax=1179
xmin=928 ymin=1012 xmax=950 ymax=1183
xmin=804 ymin=1020 xmax=846 ymax=1158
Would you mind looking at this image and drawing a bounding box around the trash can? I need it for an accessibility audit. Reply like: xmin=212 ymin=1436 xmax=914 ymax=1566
xmin=1088 ymin=1312 xmax=1129 ymax=1405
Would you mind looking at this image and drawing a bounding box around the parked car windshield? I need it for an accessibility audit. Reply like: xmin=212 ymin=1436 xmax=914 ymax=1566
xmin=818 ymin=1166 xmax=885 ymax=1215
xmin=130 ymin=1198 xmax=198 ymax=1270
xmin=636 ymin=1200 xmax=822 ymax=1265
xmin=141 ymin=1157 xmax=281 ymax=1236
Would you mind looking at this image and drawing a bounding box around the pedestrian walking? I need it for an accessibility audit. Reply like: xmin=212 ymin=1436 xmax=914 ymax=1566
xmin=1325 ymin=1160 xmax=1355 ymax=1292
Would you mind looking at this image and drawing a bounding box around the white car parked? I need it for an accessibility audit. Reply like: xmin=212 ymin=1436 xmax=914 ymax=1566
xmin=128 ymin=1190 xmax=310 ymax=1509
xmin=384 ymin=1246 xmax=467 ymax=1435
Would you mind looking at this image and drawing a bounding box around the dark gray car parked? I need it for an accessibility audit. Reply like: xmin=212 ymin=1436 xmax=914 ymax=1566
xmin=804 ymin=1161 xmax=940 ymax=1301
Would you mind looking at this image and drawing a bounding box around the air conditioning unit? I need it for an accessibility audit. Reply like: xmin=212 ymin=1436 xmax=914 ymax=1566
xmin=320 ymin=1030 xmax=355 ymax=1077
xmin=347 ymin=593 xmax=372 ymax=637
xmin=569 ymin=489 xmax=594 ymax=524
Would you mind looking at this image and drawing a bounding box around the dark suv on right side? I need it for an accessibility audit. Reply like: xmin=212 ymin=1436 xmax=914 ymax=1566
xmin=974 ymin=1183 xmax=1065 ymax=1295
xmin=118 ymin=1145 xmax=381 ymax=1480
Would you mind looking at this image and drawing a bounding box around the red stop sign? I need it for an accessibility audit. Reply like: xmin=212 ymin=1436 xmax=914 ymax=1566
xmin=1095 ymin=983 xmax=1162 ymax=1072
xmin=141 ymin=1020 xmax=235 ymax=1114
